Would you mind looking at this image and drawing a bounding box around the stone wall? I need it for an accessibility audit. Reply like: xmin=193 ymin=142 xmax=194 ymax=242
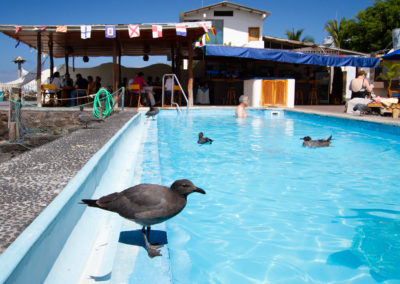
xmin=0 ymin=109 xmax=82 ymax=141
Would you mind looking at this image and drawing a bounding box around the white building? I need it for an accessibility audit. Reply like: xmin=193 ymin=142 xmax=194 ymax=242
xmin=180 ymin=1 xmax=270 ymax=48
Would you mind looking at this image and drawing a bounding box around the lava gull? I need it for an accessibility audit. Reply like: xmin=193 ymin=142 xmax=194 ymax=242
xmin=301 ymin=135 xmax=332 ymax=147
xmin=145 ymin=107 xmax=159 ymax=119
xmin=81 ymin=179 xmax=205 ymax=257
xmin=198 ymin=132 xmax=213 ymax=144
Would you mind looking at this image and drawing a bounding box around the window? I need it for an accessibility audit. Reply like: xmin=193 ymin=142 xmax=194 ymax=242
xmin=207 ymin=20 xmax=223 ymax=44
xmin=214 ymin=10 xmax=233 ymax=16
xmin=248 ymin=27 xmax=260 ymax=42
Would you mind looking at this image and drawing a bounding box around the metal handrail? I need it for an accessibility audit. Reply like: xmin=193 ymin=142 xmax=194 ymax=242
xmin=161 ymin=74 xmax=189 ymax=112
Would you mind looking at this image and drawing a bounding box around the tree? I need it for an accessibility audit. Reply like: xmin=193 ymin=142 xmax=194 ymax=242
xmin=376 ymin=62 xmax=400 ymax=97
xmin=339 ymin=0 xmax=400 ymax=52
xmin=285 ymin=28 xmax=315 ymax=43
xmin=324 ymin=18 xmax=346 ymax=48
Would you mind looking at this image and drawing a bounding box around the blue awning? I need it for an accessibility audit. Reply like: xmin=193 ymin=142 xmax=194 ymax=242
xmin=205 ymin=45 xmax=380 ymax=68
xmin=381 ymin=49 xmax=400 ymax=60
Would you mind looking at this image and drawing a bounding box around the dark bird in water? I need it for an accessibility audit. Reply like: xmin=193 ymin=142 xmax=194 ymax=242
xmin=145 ymin=107 xmax=159 ymax=119
xmin=198 ymin=132 xmax=213 ymax=144
xmin=78 ymin=106 xmax=104 ymax=128
xmin=301 ymin=135 xmax=332 ymax=147
xmin=81 ymin=179 xmax=206 ymax=258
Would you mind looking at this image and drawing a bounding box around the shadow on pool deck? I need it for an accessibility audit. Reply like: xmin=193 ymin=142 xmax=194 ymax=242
xmin=119 ymin=229 xmax=168 ymax=248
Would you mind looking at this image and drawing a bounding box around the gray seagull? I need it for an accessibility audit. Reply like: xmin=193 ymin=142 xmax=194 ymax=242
xmin=81 ymin=179 xmax=206 ymax=258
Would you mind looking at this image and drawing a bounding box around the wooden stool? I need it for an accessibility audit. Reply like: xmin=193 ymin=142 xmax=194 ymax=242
xmin=295 ymin=89 xmax=304 ymax=105
xmin=226 ymin=87 xmax=237 ymax=105
xmin=309 ymin=88 xmax=318 ymax=105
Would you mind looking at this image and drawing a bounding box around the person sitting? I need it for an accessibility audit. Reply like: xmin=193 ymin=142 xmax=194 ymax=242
xmin=236 ymin=95 xmax=249 ymax=118
xmin=61 ymin=73 xmax=73 ymax=106
xmin=147 ymin=76 xmax=154 ymax=86
xmin=129 ymin=72 xmax=154 ymax=106
xmin=70 ymin=74 xmax=88 ymax=106
xmin=164 ymin=75 xmax=177 ymax=106
xmin=94 ymin=76 xmax=102 ymax=92
xmin=87 ymin=75 xmax=96 ymax=94
xmin=349 ymin=70 xmax=374 ymax=99
xmin=50 ymin=71 xmax=62 ymax=104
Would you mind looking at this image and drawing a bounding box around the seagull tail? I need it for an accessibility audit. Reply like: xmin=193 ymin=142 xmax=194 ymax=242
xmin=80 ymin=199 xmax=99 ymax=208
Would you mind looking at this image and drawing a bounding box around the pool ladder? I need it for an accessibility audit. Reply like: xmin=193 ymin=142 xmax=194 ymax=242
xmin=161 ymin=74 xmax=189 ymax=114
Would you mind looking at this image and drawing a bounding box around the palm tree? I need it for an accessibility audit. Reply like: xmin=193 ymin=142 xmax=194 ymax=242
xmin=285 ymin=28 xmax=315 ymax=43
xmin=377 ymin=62 xmax=400 ymax=97
xmin=324 ymin=18 xmax=346 ymax=48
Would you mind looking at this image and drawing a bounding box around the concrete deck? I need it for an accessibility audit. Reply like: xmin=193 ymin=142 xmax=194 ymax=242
xmin=0 ymin=104 xmax=399 ymax=255
xmin=0 ymin=109 xmax=137 ymax=253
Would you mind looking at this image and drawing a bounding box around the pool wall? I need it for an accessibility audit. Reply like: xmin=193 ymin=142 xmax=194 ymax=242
xmin=0 ymin=113 xmax=144 ymax=284
xmin=285 ymin=111 xmax=400 ymax=136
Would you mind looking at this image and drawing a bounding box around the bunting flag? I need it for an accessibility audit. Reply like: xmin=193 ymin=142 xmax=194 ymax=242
xmin=205 ymin=33 xmax=210 ymax=41
xmin=81 ymin=25 xmax=91 ymax=39
xmin=33 ymin=26 xmax=46 ymax=31
xmin=196 ymin=36 xmax=205 ymax=47
xmin=43 ymin=52 xmax=47 ymax=58
xmin=176 ymin=24 xmax=187 ymax=36
xmin=210 ymin=26 xmax=216 ymax=36
xmin=105 ymin=25 xmax=116 ymax=38
xmin=152 ymin=25 xmax=162 ymax=38
xmin=199 ymin=22 xmax=208 ymax=33
xmin=128 ymin=24 xmax=140 ymax=38
xmin=15 ymin=26 xmax=22 ymax=34
xmin=15 ymin=40 xmax=21 ymax=48
xmin=56 ymin=25 xmax=67 ymax=33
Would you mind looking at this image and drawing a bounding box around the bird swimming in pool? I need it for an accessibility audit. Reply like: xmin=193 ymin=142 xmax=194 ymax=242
xmin=301 ymin=135 xmax=332 ymax=147
xmin=198 ymin=132 xmax=213 ymax=144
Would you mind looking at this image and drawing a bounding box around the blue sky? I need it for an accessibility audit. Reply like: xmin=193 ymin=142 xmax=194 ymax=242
xmin=0 ymin=0 xmax=374 ymax=82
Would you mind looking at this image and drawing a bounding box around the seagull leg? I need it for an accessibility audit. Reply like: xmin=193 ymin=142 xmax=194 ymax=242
xmin=142 ymin=226 xmax=162 ymax=258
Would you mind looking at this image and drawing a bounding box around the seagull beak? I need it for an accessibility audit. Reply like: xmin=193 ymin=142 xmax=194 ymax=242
xmin=194 ymin=187 xmax=206 ymax=194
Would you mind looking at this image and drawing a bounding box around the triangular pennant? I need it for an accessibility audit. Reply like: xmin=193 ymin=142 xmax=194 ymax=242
xmin=105 ymin=25 xmax=116 ymax=38
xmin=205 ymin=33 xmax=210 ymax=41
xmin=128 ymin=24 xmax=140 ymax=38
xmin=81 ymin=25 xmax=91 ymax=39
xmin=210 ymin=26 xmax=216 ymax=36
xmin=152 ymin=25 xmax=162 ymax=38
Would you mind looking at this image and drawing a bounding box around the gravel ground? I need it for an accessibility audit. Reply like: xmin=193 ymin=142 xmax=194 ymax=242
xmin=0 ymin=110 xmax=137 ymax=253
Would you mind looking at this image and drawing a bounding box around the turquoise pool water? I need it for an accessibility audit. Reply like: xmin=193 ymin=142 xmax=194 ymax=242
xmin=152 ymin=110 xmax=400 ymax=284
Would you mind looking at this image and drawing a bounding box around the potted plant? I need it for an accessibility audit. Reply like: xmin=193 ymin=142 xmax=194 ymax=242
xmin=376 ymin=61 xmax=400 ymax=97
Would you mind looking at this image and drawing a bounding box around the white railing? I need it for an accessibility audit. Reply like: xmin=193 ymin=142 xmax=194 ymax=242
xmin=161 ymin=74 xmax=189 ymax=112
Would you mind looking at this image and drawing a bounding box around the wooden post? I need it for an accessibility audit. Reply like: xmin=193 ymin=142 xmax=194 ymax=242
xmin=64 ymin=52 xmax=69 ymax=75
xmin=171 ymin=46 xmax=175 ymax=74
xmin=112 ymin=40 xmax=118 ymax=92
xmin=118 ymin=48 xmax=122 ymax=87
xmin=8 ymin=87 xmax=21 ymax=142
xmin=49 ymin=35 xmax=54 ymax=78
xmin=187 ymin=38 xmax=194 ymax=107
xmin=36 ymin=32 xmax=42 ymax=107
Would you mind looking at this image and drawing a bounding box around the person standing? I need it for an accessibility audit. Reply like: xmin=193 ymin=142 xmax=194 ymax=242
xmin=235 ymin=95 xmax=249 ymax=118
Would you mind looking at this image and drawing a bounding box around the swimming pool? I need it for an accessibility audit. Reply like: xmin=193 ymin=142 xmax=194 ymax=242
xmin=145 ymin=109 xmax=400 ymax=284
